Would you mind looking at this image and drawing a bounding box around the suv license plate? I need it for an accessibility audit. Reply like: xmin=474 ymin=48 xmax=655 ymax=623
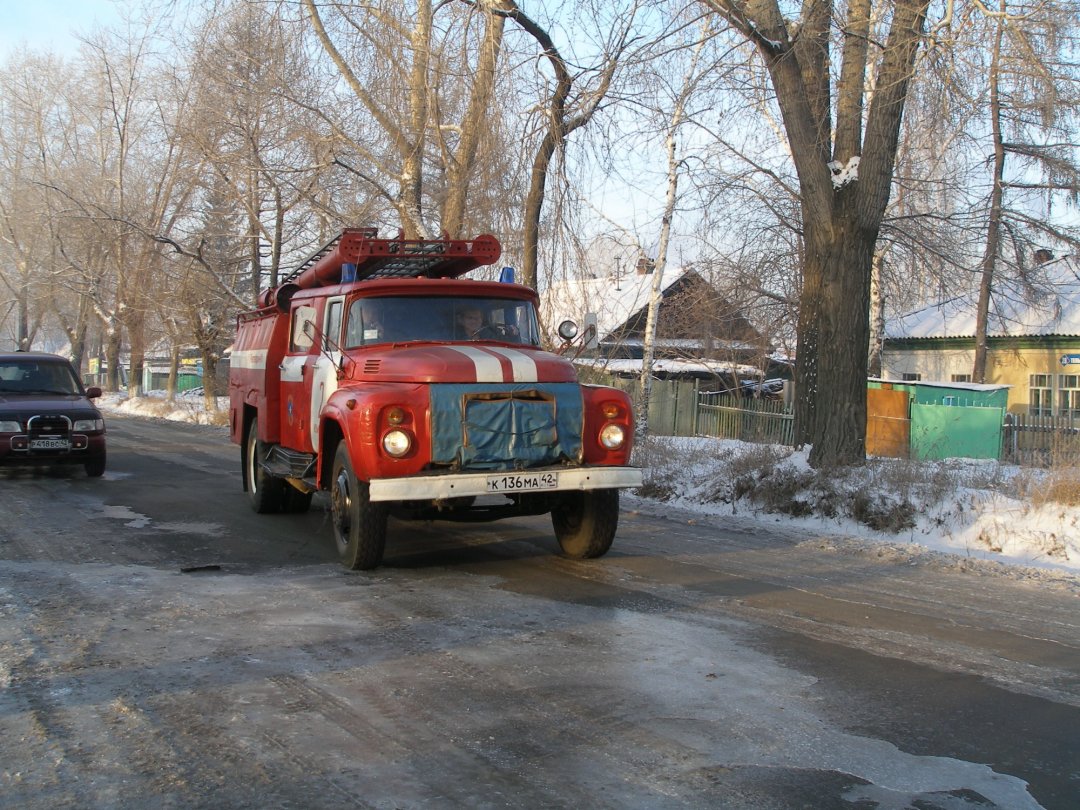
xmin=486 ymin=471 xmax=558 ymax=493
xmin=30 ymin=438 xmax=71 ymax=450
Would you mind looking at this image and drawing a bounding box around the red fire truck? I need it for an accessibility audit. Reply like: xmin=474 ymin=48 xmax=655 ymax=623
xmin=229 ymin=229 xmax=641 ymax=569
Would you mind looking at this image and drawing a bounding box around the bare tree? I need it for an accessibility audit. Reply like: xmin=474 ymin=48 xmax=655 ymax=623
xmin=489 ymin=0 xmax=631 ymax=289
xmin=636 ymin=20 xmax=714 ymax=439
xmin=301 ymin=0 xmax=512 ymax=239
xmin=700 ymin=0 xmax=931 ymax=467
xmin=970 ymin=1 xmax=1080 ymax=381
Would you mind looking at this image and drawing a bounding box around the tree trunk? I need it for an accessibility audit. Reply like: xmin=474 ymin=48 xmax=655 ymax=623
xmin=167 ymin=343 xmax=180 ymax=404
xmin=105 ymin=326 xmax=123 ymax=392
xmin=807 ymin=220 xmax=875 ymax=467
xmin=17 ymin=275 xmax=31 ymax=351
xmin=202 ymin=351 xmax=220 ymax=412
xmin=973 ymin=10 xmax=1006 ymax=384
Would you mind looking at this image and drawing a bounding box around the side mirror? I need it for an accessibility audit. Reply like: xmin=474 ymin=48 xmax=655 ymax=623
xmin=86 ymin=386 xmax=102 ymax=398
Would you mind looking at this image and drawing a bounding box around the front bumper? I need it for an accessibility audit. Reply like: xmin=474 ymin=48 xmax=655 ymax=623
xmin=1 ymin=433 xmax=106 ymax=464
xmin=368 ymin=465 xmax=643 ymax=502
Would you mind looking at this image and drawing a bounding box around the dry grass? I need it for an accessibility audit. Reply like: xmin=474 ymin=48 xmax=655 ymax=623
xmin=1036 ymin=469 xmax=1080 ymax=507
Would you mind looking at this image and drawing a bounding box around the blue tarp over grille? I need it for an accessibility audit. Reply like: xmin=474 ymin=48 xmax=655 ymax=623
xmin=429 ymin=383 xmax=584 ymax=470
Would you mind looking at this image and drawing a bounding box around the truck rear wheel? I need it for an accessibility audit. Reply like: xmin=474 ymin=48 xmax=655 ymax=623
xmin=330 ymin=442 xmax=388 ymax=570
xmin=551 ymin=489 xmax=619 ymax=559
xmin=245 ymin=420 xmax=285 ymax=513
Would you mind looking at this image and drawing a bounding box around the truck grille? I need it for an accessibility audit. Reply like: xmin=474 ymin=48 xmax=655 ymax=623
xmin=28 ymin=414 xmax=71 ymax=436
xmin=19 ymin=414 xmax=75 ymax=455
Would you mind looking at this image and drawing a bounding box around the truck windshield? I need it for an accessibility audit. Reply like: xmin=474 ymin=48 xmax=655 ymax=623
xmin=343 ymin=296 xmax=542 ymax=348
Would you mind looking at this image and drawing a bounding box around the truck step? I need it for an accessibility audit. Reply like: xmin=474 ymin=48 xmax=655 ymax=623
xmin=264 ymin=445 xmax=317 ymax=480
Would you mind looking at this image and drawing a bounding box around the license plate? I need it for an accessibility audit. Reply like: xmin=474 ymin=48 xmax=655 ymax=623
xmin=30 ymin=438 xmax=70 ymax=451
xmin=486 ymin=471 xmax=558 ymax=493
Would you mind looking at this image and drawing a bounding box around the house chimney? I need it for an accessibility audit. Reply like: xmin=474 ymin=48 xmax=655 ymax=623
xmin=636 ymin=257 xmax=656 ymax=275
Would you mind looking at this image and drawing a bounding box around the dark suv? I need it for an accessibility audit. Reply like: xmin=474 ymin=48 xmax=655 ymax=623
xmin=0 ymin=352 xmax=107 ymax=477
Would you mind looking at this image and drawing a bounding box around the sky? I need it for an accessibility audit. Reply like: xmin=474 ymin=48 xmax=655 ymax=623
xmin=0 ymin=0 xmax=122 ymax=58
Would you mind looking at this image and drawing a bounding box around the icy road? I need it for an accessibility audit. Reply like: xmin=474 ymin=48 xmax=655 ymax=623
xmin=1 ymin=415 xmax=1078 ymax=809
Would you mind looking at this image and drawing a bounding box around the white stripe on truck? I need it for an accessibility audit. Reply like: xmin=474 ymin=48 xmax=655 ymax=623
xmin=483 ymin=347 xmax=538 ymax=383
xmin=447 ymin=346 xmax=505 ymax=382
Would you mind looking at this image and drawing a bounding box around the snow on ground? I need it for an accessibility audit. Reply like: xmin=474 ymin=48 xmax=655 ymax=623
xmin=99 ymin=391 xmax=1080 ymax=577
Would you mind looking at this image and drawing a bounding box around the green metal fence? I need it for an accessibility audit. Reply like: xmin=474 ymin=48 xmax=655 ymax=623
xmin=695 ymin=392 xmax=795 ymax=445
xmin=598 ymin=374 xmax=794 ymax=445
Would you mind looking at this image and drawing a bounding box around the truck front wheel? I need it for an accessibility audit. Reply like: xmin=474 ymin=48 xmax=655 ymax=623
xmin=551 ymin=489 xmax=619 ymax=559
xmin=245 ymin=420 xmax=285 ymax=513
xmin=330 ymin=442 xmax=388 ymax=570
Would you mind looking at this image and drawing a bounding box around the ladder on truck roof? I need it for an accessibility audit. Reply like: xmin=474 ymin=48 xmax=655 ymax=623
xmin=280 ymin=229 xmax=502 ymax=289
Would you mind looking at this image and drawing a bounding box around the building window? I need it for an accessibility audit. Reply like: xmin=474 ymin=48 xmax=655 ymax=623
xmin=951 ymin=373 xmax=972 ymax=383
xmin=901 ymin=372 xmax=921 ymax=382
xmin=1058 ymin=374 xmax=1080 ymax=417
xmin=1030 ymin=374 xmax=1053 ymax=416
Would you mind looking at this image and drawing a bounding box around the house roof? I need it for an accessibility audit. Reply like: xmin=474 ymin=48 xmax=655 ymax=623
xmin=870 ymin=377 xmax=1011 ymax=392
xmin=885 ymin=261 xmax=1080 ymax=340
xmin=574 ymin=357 xmax=763 ymax=378
xmin=540 ymin=268 xmax=688 ymax=342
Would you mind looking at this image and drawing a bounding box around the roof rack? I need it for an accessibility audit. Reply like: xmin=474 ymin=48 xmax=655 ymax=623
xmin=280 ymin=229 xmax=502 ymax=289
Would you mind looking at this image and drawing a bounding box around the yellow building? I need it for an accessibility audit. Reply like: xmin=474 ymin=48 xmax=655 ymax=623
xmin=881 ymin=265 xmax=1080 ymax=416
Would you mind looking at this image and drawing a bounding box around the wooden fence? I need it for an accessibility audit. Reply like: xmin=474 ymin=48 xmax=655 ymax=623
xmin=597 ymin=371 xmax=1080 ymax=465
xmin=1001 ymin=412 xmax=1080 ymax=466
xmin=695 ymin=392 xmax=795 ymax=446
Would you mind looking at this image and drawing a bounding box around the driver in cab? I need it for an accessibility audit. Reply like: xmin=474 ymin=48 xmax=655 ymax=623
xmin=455 ymin=306 xmax=486 ymax=340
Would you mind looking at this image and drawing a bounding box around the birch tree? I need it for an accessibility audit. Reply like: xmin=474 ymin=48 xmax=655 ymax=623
xmin=637 ymin=22 xmax=714 ymax=439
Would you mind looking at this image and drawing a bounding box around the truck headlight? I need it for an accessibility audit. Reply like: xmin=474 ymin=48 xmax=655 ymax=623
xmin=599 ymin=423 xmax=625 ymax=450
xmin=0 ymin=420 xmax=21 ymax=432
xmin=382 ymin=429 xmax=413 ymax=457
xmin=73 ymin=418 xmax=104 ymax=432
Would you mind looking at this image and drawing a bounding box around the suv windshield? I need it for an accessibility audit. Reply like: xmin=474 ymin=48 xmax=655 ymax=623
xmin=344 ymin=296 xmax=541 ymax=348
xmin=0 ymin=359 xmax=82 ymax=395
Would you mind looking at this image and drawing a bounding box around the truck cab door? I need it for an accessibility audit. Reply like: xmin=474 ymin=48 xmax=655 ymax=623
xmin=309 ymin=296 xmax=344 ymax=452
xmin=279 ymin=303 xmax=318 ymax=453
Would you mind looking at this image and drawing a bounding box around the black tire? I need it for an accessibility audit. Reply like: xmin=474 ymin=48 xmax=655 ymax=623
xmin=245 ymin=419 xmax=285 ymax=514
xmin=84 ymin=451 xmax=106 ymax=478
xmin=551 ymin=489 xmax=619 ymax=559
xmin=330 ymin=442 xmax=388 ymax=570
xmin=283 ymin=485 xmax=313 ymax=514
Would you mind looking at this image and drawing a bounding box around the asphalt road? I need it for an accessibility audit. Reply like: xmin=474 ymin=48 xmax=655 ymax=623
xmin=1 ymin=414 xmax=1078 ymax=809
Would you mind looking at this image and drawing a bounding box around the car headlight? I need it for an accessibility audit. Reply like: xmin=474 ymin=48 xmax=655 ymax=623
xmin=599 ymin=423 xmax=626 ymax=450
xmin=0 ymin=420 xmax=21 ymax=432
xmin=73 ymin=418 xmax=104 ymax=432
xmin=382 ymin=429 xmax=413 ymax=457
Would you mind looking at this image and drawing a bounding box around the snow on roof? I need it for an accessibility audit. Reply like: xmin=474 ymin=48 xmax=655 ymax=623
xmin=540 ymin=267 xmax=688 ymax=341
xmin=885 ymin=260 xmax=1080 ymax=340
xmin=574 ymin=357 xmax=763 ymax=378
xmin=871 ymin=377 xmax=1011 ymax=392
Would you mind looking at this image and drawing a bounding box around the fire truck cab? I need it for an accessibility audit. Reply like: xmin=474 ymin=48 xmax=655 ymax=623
xmin=229 ymin=229 xmax=641 ymax=569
